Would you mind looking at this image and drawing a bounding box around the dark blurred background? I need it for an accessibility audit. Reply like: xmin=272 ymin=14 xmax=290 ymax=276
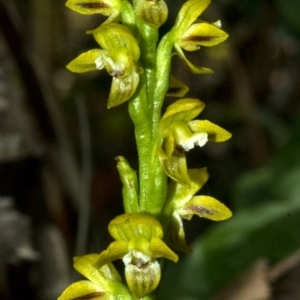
xmin=0 ymin=0 xmax=300 ymax=299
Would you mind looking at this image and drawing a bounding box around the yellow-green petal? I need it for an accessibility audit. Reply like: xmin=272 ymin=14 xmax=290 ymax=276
xmin=179 ymin=195 xmax=232 ymax=221
xmin=160 ymin=98 xmax=205 ymax=129
xmin=150 ymin=237 xmax=178 ymax=262
xmin=169 ymin=211 xmax=191 ymax=253
xmin=66 ymin=49 xmax=103 ymax=73
xmin=96 ymin=240 xmax=129 ymax=268
xmin=159 ymin=128 xmax=175 ymax=158
xmin=58 ymin=280 xmax=108 ymax=300
xmin=98 ymin=263 xmax=122 ymax=283
xmin=91 ymin=23 xmax=140 ymax=61
xmin=188 ymin=120 xmax=232 ymax=142
xmin=174 ymin=44 xmax=214 ymax=74
xmin=178 ymin=22 xmax=229 ymax=51
xmin=167 ymin=76 xmax=189 ymax=97
xmin=173 ymin=0 xmax=211 ymax=37
xmin=74 ymin=254 xmax=106 ymax=285
xmin=168 ymin=168 xmax=209 ymax=207
xmin=108 ymin=214 xmax=163 ymax=241
xmin=66 ymin=0 xmax=120 ymax=16
xmin=107 ymin=71 xmax=139 ymax=108
xmin=159 ymin=148 xmax=191 ymax=186
xmin=73 ymin=254 xmax=122 ymax=285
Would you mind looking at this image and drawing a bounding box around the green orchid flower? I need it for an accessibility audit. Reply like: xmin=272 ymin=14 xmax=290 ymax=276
xmin=170 ymin=0 xmax=228 ymax=74
xmin=158 ymin=98 xmax=232 ymax=186
xmin=65 ymin=0 xmax=121 ymax=23
xmin=164 ymin=168 xmax=232 ymax=253
xmin=95 ymin=213 xmax=178 ymax=298
xmin=58 ymin=254 xmax=132 ymax=300
xmin=66 ymin=23 xmax=141 ymax=108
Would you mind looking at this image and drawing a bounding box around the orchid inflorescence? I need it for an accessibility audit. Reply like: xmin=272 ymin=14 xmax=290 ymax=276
xmin=59 ymin=0 xmax=232 ymax=299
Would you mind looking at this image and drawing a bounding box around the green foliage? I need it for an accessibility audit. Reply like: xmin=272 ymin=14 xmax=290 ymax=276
xmin=275 ymin=0 xmax=300 ymax=36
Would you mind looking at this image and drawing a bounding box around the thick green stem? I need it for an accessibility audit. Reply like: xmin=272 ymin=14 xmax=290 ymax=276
xmin=135 ymin=32 xmax=176 ymax=216
xmin=153 ymin=32 xmax=175 ymax=137
xmin=132 ymin=2 xmax=158 ymax=115
xmin=127 ymin=6 xmax=177 ymax=219
xmin=140 ymin=145 xmax=167 ymax=217
xmin=132 ymin=29 xmax=177 ymax=217
xmin=127 ymin=11 xmax=170 ymax=217
xmin=128 ymin=78 xmax=151 ymax=208
xmin=121 ymin=0 xmax=136 ymax=33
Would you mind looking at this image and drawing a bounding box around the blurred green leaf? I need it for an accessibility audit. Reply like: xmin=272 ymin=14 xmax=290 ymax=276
xmin=275 ymin=0 xmax=300 ymax=36
xmin=166 ymin=196 xmax=300 ymax=299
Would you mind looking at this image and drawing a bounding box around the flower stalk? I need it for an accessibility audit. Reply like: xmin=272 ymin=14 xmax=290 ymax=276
xmin=59 ymin=0 xmax=232 ymax=299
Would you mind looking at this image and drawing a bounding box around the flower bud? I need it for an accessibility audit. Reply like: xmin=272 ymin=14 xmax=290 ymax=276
xmin=116 ymin=156 xmax=139 ymax=213
xmin=135 ymin=0 xmax=168 ymax=28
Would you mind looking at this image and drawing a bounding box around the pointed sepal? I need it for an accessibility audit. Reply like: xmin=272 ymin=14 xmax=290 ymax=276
xmin=58 ymin=281 xmax=107 ymax=300
xmin=159 ymin=148 xmax=191 ymax=186
xmin=74 ymin=254 xmax=121 ymax=285
xmin=160 ymin=98 xmax=205 ymax=129
xmin=178 ymin=22 xmax=229 ymax=51
xmin=178 ymin=195 xmax=232 ymax=221
xmin=174 ymin=44 xmax=214 ymax=74
xmin=96 ymin=241 xmax=129 ymax=268
xmin=65 ymin=0 xmax=120 ymax=17
xmin=108 ymin=71 xmax=139 ymax=108
xmin=90 ymin=23 xmax=140 ymax=61
xmin=169 ymin=211 xmax=191 ymax=253
xmin=66 ymin=49 xmax=102 ymax=73
xmin=188 ymin=120 xmax=232 ymax=142
xmin=167 ymin=76 xmax=189 ymax=97
xmin=173 ymin=0 xmax=211 ymax=37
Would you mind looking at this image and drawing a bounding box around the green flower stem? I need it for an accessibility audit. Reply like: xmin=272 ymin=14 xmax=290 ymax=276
xmin=128 ymin=76 xmax=152 ymax=208
xmin=135 ymin=32 xmax=176 ymax=216
xmin=153 ymin=32 xmax=175 ymax=136
xmin=120 ymin=0 xmax=137 ymax=33
xmin=127 ymin=13 xmax=169 ymax=218
xmin=140 ymin=136 xmax=167 ymax=216
xmin=137 ymin=23 xmax=158 ymax=115
xmin=134 ymin=29 xmax=174 ymax=218
xmin=132 ymin=0 xmax=158 ymax=112
xmin=136 ymin=23 xmax=168 ymax=216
